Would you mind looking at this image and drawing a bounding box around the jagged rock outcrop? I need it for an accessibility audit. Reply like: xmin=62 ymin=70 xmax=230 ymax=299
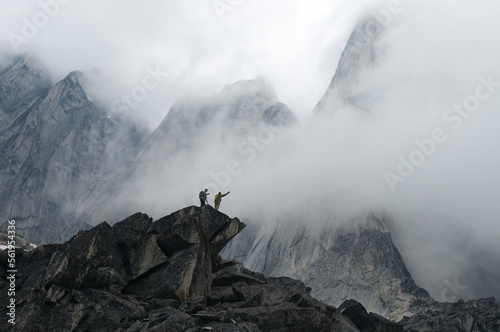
xmin=0 ymin=206 xmax=405 ymax=331
xmin=0 ymin=55 xmax=148 ymax=244
xmin=222 ymin=213 xmax=431 ymax=317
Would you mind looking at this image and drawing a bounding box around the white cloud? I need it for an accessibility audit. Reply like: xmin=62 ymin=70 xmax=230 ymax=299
xmin=0 ymin=0 xmax=369 ymax=127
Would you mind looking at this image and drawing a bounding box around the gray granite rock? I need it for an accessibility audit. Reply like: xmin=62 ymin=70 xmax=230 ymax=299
xmin=0 ymin=56 xmax=147 ymax=244
xmin=221 ymin=213 xmax=431 ymax=317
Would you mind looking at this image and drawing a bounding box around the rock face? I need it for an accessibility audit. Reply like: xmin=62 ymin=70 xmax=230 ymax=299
xmin=221 ymin=216 xmax=500 ymax=331
xmin=221 ymin=213 xmax=431 ymax=317
xmin=300 ymin=215 xmax=431 ymax=318
xmin=0 ymin=206 xmax=405 ymax=332
xmin=401 ymin=297 xmax=500 ymax=332
xmin=0 ymin=55 xmax=147 ymax=244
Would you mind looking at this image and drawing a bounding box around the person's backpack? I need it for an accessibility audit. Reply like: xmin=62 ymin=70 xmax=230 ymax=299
xmin=199 ymin=191 xmax=203 ymax=199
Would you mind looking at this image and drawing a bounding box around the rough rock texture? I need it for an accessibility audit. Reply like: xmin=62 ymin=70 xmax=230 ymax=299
xmin=400 ymin=297 xmax=500 ymax=332
xmin=338 ymin=300 xmax=405 ymax=332
xmin=222 ymin=213 xmax=431 ymax=317
xmin=313 ymin=16 xmax=384 ymax=115
xmin=0 ymin=55 xmax=147 ymax=244
xmin=301 ymin=215 xmax=432 ymax=318
xmin=0 ymin=206 xmax=405 ymax=332
xmin=0 ymin=228 xmax=36 ymax=251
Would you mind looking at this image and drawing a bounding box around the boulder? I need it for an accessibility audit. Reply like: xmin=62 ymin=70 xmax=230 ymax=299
xmin=42 ymin=221 xmax=126 ymax=290
xmin=124 ymin=206 xmax=242 ymax=301
xmin=113 ymin=213 xmax=167 ymax=280
xmin=213 ymin=261 xmax=267 ymax=287
xmin=338 ymin=299 xmax=404 ymax=332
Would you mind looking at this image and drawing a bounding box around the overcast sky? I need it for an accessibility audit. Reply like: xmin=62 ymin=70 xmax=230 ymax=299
xmin=1 ymin=0 xmax=500 ymax=301
xmin=0 ymin=0 xmax=376 ymax=128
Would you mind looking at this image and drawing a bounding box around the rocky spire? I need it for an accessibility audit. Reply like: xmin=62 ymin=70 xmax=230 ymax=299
xmin=313 ymin=16 xmax=384 ymax=115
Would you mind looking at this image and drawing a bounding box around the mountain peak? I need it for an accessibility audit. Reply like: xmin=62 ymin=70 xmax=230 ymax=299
xmin=135 ymin=76 xmax=294 ymax=161
xmin=220 ymin=76 xmax=277 ymax=100
xmin=55 ymin=70 xmax=87 ymax=100
xmin=64 ymin=70 xmax=84 ymax=85
xmin=0 ymin=58 xmax=146 ymax=244
xmin=314 ymin=16 xmax=385 ymax=115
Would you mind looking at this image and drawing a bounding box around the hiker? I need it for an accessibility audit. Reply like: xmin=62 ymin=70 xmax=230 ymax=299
xmin=199 ymin=188 xmax=210 ymax=207
xmin=214 ymin=191 xmax=230 ymax=210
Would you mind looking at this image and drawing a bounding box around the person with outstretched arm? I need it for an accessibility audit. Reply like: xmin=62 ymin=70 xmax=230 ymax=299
xmin=214 ymin=191 xmax=230 ymax=210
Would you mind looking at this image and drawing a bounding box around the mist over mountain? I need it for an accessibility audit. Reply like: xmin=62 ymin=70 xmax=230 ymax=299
xmin=314 ymin=17 xmax=384 ymax=115
xmin=0 ymin=56 xmax=147 ymax=243
xmin=220 ymin=10 xmax=500 ymax=307
xmin=1 ymin=1 xmax=500 ymax=329
xmin=80 ymin=76 xmax=298 ymax=227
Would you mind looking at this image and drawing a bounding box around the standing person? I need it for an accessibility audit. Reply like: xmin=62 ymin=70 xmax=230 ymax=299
xmin=199 ymin=188 xmax=210 ymax=207
xmin=214 ymin=191 xmax=230 ymax=210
